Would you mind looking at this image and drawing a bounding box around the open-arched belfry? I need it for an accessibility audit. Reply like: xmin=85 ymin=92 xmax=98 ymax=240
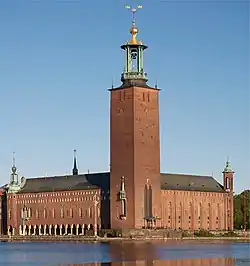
xmin=0 ymin=7 xmax=234 ymax=236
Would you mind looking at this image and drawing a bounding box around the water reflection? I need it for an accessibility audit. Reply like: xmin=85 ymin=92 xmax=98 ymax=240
xmin=108 ymin=242 xmax=156 ymax=261
xmin=0 ymin=241 xmax=249 ymax=265
xmin=61 ymin=257 xmax=236 ymax=266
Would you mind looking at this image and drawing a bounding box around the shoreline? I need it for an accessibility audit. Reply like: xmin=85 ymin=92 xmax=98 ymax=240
xmin=0 ymin=235 xmax=249 ymax=243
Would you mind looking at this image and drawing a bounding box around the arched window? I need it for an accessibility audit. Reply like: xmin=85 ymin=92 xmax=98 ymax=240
xmin=217 ymin=203 xmax=220 ymax=226
xmin=78 ymin=208 xmax=82 ymax=218
xmin=207 ymin=203 xmax=211 ymax=221
xmin=52 ymin=209 xmax=55 ymax=219
xmin=88 ymin=207 xmax=92 ymax=218
xmin=178 ymin=203 xmax=182 ymax=219
xmin=35 ymin=209 xmax=39 ymax=219
xmin=189 ymin=202 xmax=192 ymax=220
xmin=44 ymin=209 xmax=47 ymax=219
xmin=168 ymin=201 xmax=172 ymax=222
xmin=28 ymin=208 xmax=31 ymax=218
xmin=197 ymin=203 xmax=201 ymax=218
xmin=69 ymin=208 xmax=73 ymax=218
xmin=226 ymin=177 xmax=230 ymax=190
xmin=60 ymin=207 xmax=64 ymax=218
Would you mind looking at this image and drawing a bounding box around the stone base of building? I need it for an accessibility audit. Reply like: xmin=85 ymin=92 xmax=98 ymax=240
xmin=120 ymin=229 xmax=182 ymax=239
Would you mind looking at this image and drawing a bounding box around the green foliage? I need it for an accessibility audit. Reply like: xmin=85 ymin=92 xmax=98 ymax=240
xmin=220 ymin=231 xmax=239 ymax=237
xmin=98 ymin=229 xmax=122 ymax=238
xmin=182 ymin=231 xmax=192 ymax=237
xmin=194 ymin=229 xmax=214 ymax=237
xmin=234 ymin=190 xmax=250 ymax=230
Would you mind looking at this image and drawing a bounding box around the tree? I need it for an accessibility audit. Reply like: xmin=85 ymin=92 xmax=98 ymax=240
xmin=234 ymin=190 xmax=250 ymax=230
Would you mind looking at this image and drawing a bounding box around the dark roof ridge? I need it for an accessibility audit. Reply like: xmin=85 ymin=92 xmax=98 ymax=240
xmin=161 ymin=172 xmax=213 ymax=178
xmin=24 ymin=171 xmax=110 ymax=181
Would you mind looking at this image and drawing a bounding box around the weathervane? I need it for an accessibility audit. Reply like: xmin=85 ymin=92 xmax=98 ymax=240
xmin=124 ymin=4 xmax=143 ymax=24
xmin=124 ymin=3 xmax=143 ymax=44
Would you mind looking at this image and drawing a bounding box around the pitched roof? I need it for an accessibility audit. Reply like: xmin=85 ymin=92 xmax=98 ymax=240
xmin=16 ymin=171 xmax=223 ymax=194
xmin=160 ymin=173 xmax=224 ymax=192
xmin=0 ymin=184 xmax=8 ymax=189
xmin=18 ymin=172 xmax=109 ymax=193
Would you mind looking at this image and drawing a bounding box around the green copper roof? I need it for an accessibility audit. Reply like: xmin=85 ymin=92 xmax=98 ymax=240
xmin=223 ymin=160 xmax=234 ymax=173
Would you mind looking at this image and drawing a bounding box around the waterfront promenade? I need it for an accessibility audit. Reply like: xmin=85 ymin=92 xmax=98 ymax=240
xmin=0 ymin=234 xmax=249 ymax=243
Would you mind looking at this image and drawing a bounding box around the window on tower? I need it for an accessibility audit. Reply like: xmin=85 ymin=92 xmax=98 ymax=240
xmin=131 ymin=48 xmax=138 ymax=71
xmin=226 ymin=177 xmax=230 ymax=190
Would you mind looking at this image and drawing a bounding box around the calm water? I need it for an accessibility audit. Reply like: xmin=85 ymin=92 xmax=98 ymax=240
xmin=0 ymin=241 xmax=249 ymax=266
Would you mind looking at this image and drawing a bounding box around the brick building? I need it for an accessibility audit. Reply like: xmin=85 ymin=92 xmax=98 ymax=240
xmin=81 ymin=258 xmax=235 ymax=266
xmin=0 ymin=9 xmax=234 ymax=236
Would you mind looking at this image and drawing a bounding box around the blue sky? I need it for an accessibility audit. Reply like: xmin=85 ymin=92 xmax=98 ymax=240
xmin=0 ymin=0 xmax=248 ymax=193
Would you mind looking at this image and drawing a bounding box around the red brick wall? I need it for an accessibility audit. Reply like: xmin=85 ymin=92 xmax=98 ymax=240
xmin=161 ymin=189 xmax=234 ymax=230
xmin=0 ymin=190 xmax=3 ymax=235
xmin=83 ymin=258 xmax=234 ymax=266
xmin=7 ymin=188 xmax=101 ymax=232
xmin=110 ymin=86 xmax=161 ymax=229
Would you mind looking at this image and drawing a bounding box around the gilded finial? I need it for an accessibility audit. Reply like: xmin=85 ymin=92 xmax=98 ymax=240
xmin=125 ymin=4 xmax=143 ymax=45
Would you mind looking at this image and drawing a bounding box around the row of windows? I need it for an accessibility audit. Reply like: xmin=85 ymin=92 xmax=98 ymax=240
xmin=167 ymin=220 xmax=220 ymax=225
xmin=164 ymin=202 xmax=226 ymax=209
xmin=8 ymin=190 xmax=100 ymax=199
xmin=162 ymin=191 xmax=223 ymax=197
xmin=8 ymin=207 xmax=100 ymax=220
xmin=14 ymin=196 xmax=101 ymax=205
xmin=167 ymin=215 xmax=220 ymax=220
xmin=119 ymin=91 xmax=151 ymax=102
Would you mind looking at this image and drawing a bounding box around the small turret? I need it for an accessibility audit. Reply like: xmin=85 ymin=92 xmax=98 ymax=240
xmin=72 ymin=149 xmax=78 ymax=175
xmin=223 ymin=158 xmax=234 ymax=193
xmin=8 ymin=152 xmax=21 ymax=193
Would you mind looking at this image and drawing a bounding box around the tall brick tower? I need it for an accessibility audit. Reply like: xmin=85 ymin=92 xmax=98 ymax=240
xmin=110 ymin=6 xmax=161 ymax=229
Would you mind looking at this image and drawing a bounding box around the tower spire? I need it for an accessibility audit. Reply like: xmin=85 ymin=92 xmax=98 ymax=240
xmin=10 ymin=151 xmax=18 ymax=186
xmin=120 ymin=4 xmax=148 ymax=87
xmin=12 ymin=152 xmax=15 ymax=167
xmin=125 ymin=4 xmax=143 ymax=45
xmin=224 ymin=157 xmax=233 ymax=173
xmin=11 ymin=152 xmax=17 ymax=176
xmin=72 ymin=149 xmax=78 ymax=175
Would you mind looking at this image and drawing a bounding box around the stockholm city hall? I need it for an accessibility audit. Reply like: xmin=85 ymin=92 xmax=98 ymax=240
xmin=0 ymin=7 xmax=234 ymax=236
